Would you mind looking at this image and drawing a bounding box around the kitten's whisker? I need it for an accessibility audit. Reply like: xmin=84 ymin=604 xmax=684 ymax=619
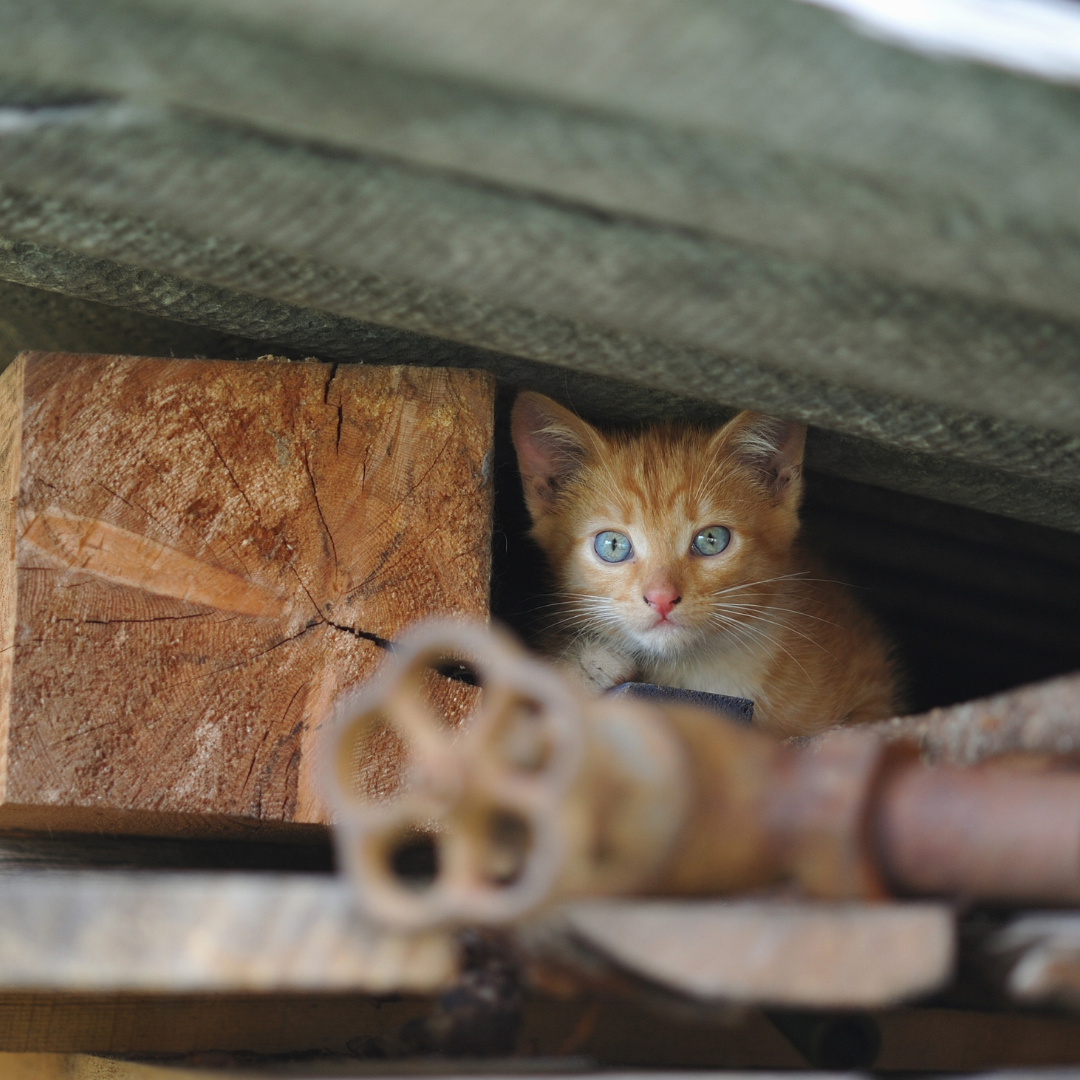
xmin=704 ymin=613 xmax=771 ymax=665
xmin=713 ymin=597 xmax=833 ymax=639
xmin=713 ymin=605 xmax=838 ymax=661
xmin=544 ymin=609 xmax=620 ymax=634
xmin=715 ymin=601 xmax=843 ymax=631
xmin=538 ymin=593 xmax=621 ymax=638
xmin=537 ymin=592 xmax=613 ymax=608
xmin=708 ymin=610 xmax=820 ymax=689
xmin=710 ymin=572 xmax=813 ymax=598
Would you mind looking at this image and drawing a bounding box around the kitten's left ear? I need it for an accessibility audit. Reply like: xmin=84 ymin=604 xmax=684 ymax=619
xmin=715 ymin=411 xmax=806 ymax=504
xmin=511 ymin=392 xmax=604 ymax=521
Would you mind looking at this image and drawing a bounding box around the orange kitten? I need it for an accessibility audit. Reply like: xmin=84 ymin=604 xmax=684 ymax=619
xmin=511 ymin=392 xmax=900 ymax=737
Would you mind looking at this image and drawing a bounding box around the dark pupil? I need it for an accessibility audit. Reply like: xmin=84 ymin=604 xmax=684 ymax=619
xmin=606 ymin=536 xmax=619 ymax=555
xmin=697 ymin=527 xmax=727 ymax=553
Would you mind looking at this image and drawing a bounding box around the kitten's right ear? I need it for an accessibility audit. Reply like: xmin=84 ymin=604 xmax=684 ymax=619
xmin=714 ymin=411 xmax=807 ymax=505
xmin=511 ymin=392 xmax=602 ymax=520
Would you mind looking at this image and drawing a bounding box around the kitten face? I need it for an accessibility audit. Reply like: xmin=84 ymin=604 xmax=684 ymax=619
xmin=512 ymin=393 xmax=806 ymax=663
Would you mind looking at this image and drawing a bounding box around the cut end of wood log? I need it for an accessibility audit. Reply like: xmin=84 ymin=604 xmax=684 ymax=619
xmin=0 ymin=352 xmax=495 ymax=838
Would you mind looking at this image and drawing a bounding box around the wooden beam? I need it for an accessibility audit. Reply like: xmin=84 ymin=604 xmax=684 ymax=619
xmin=0 ymin=831 xmax=333 ymax=873
xmin=0 ymin=352 xmax=492 ymax=836
xmin=0 ymin=996 xmax=437 ymax=1058
xmin=992 ymin=912 xmax=1080 ymax=1010
xmin=863 ymin=670 xmax=1080 ymax=764
xmin=0 ymin=871 xmax=954 ymax=1012
xmin=0 ymin=871 xmax=453 ymax=994
xmin=2 ymin=3 xmax=1080 ymax=529
xmin=558 ymin=899 xmax=954 ymax=1009
xmin=6 ymin=1002 xmax=1080 ymax=1070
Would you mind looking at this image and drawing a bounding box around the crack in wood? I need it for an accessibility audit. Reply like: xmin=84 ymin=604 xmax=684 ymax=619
xmin=301 ymin=444 xmax=338 ymax=568
xmin=323 ymin=361 xmax=338 ymax=406
xmin=187 ymin=405 xmax=261 ymax=523
xmin=1 ymin=354 xmax=493 ymax=833
xmin=325 ymin=619 xmax=394 ymax=651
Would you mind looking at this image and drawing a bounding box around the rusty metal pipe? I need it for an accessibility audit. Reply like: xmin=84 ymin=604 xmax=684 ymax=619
xmin=874 ymin=762 xmax=1080 ymax=903
xmin=323 ymin=620 xmax=1080 ymax=928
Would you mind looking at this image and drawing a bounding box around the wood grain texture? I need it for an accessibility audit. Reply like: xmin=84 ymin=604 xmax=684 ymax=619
xmin=0 ymin=871 xmax=453 ymax=994
xmin=862 ymin=670 xmax=1080 ymax=764
xmin=993 ymin=913 xmax=1080 ymax=1009
xmin=0 ymin=355 xmax=21 ymax=803
xmin=561 ymin=900 xmax=954 ymax=1009
xmin=0 ymin=992 xmax=436 ymax=1056
xmin=0 ymin=352 xmax=493 ymax=836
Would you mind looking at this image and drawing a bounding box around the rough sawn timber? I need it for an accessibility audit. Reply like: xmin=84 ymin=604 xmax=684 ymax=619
xmin=0 ymin=351 xmax=493 ymax=836
xmin=559 ymin=899 xmax=954 ymax=1009
xmin=862 ymin=670 xmax=1080 ymax=764
xmin=0 ymin=871 xmax=455 ymax=993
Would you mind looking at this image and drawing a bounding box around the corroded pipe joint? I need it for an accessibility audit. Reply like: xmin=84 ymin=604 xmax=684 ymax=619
xmin=764 ymin=729 xmax=902 ymax=901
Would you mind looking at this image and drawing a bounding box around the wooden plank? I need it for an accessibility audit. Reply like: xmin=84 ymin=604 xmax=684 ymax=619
xmin=0 ymin=832 xmax=333 ymax=873
xmin=559 ymin=900 xmax=954 ymax=1009
xmin=6 ymin=3 xmax=1080 ymax=536
xmin=0 ymin=352 xmax=492 ymax=837
xmin=0 ymin=995 xmax=437 ymax=1058
xmin=991 ymin=913 xmax=1080 ymax=1009
xmin=0 ymin=994 xmax=804 ymax=1063
xmin=3 ymin=1057 xmax=202 ymax=1080
xmin=0 ymin=871 xmax=452 ymax=994
xmin=3 ymin=1061 xmax=805 ymax=1080
xmin=0 ymin=353 xmax=20 ymax=806
xmin=5 ymin=995 xmax=1080 ymax=1070
xmin=0 ymin=872 xmax=954 ymax=1006
xmin=863 ymin=670 xmax=1080 ymax=764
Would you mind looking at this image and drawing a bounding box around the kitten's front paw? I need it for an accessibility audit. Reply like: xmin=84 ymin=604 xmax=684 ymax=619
xmin=558 ymin=640 xmax=636 ymax=693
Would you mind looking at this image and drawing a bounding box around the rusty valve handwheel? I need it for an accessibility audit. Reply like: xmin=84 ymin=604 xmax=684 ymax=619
xmin=324 ymin=622 xmax=584 ymax=929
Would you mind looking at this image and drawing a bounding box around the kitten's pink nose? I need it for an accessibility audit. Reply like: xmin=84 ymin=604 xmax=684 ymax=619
xmin=644 ymin=589 xmax=681 ymax=619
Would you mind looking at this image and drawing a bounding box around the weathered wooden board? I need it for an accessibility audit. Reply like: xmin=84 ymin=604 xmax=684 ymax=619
xmin=863 ymin=670 xmax=1080 ymax=764
xmin=0 ymin=992 xmax=437 ymax=1057
xmin=0 ymin=873 xmax=945 ymax=1005
xmin=993 ymin=913 xmax=1080 ymax=1010
xmin=561 ymin=900 xmax=954 ymax=1009
xmin=0 ymin=871 xmax=453 ymax=993
xmin=0 ymin=352 xmax=493 ymax=836
xmin=7 ymin=1006 xmax=1080 ymax=1071
xmin=8 ymin=1 xmax=1080 ymax=537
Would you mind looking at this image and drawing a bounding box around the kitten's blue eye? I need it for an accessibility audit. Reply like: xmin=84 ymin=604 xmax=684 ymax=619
xmin=692 ymin=526 xmax=731 ymax=556
xmin=594 ymin=531 xmax=633 ymax=563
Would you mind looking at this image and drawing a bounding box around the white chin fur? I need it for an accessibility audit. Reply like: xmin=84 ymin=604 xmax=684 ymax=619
xmin=625 ymin=622 xmax=692 ymax=659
